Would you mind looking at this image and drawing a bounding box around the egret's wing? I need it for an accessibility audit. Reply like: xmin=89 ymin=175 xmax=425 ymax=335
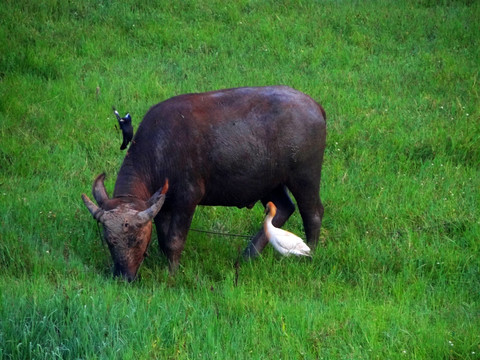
xmin=269 ymin=228 xmax=310 ymax=256
xmin=268 ymin=233 xmax=290 ymax=255
xmin=287 ymin=241 xmax=311 ymax=256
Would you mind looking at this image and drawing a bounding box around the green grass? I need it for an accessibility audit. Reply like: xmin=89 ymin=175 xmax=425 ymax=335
xmin=1 ymin=0 xmax=479 ymax=358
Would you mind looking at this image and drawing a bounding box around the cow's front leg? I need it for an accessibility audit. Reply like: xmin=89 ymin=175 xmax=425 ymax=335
xmin=154 ymin=211 xmax=170 ymax=257
xmin=163 ymin=206 xmax=196 ymax=273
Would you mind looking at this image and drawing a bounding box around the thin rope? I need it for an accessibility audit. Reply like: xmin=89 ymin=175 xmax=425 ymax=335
xmin=96 ymin=222 xmax=108 ymax=251
xmin=189 ymin=227 xmax=252 ymax=239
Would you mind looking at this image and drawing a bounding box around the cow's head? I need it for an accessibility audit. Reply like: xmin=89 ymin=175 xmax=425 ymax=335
xmin=81 ymin=174 xmax=168 ymax=282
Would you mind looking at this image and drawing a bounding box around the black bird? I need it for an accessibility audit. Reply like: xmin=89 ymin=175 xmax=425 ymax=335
xmin=113 ymin=107 xmax=133 ymax=150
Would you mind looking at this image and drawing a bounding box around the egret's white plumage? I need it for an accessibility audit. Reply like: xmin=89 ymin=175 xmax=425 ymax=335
xmin=264 ymin=202 xmax=311 ymax=257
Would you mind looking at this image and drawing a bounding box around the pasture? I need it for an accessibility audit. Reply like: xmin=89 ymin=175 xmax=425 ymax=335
xmin=0 ymin=0 xmax=479 ymax=358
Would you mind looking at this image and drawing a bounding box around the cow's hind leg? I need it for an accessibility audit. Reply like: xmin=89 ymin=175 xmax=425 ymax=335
xmin=243 ymin=185 xmax=295 ymax=258
xmin=287 ymin=177 xmax=324 ymax=250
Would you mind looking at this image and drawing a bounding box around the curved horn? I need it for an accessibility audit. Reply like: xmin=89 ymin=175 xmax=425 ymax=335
xmin=82 ymin=193 xmax=106 ymax=223
xmin=92 ymin=173 xmax=109 ymax=207
xmin=137 ymin=179 xmax=169 ymax=224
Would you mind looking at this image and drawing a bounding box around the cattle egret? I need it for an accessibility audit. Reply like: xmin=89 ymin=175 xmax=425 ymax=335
xmin=264 ymin=202 xmax=311 ymax=257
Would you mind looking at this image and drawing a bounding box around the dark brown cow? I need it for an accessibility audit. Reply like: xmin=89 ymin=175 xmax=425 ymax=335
xmin=82 ymin=86 xmax=326 ymax=281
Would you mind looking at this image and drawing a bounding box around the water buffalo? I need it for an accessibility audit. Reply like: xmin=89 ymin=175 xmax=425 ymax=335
xmin=82 ymin=86 xmax=326 ymax=281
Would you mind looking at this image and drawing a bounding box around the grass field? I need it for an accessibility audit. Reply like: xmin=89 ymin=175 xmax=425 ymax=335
xmin=1 ymin=0 xmax=479 ymax=358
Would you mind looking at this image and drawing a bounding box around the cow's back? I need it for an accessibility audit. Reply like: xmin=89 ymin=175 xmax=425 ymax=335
xmin=124 ymin=86 xmax=326 ymax=207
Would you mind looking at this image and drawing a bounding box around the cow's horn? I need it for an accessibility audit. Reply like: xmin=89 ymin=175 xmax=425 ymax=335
xmin=82 ymin=194 xmax=105 ymax=223
xmin=137 ymin=179 xmax=169 ymax=224
xmin=92 ymin=173 xmax=109 ymax=207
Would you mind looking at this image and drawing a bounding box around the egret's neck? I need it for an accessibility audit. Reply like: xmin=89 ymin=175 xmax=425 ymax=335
xmin=264 ymin=213 xmax=274 ymax=234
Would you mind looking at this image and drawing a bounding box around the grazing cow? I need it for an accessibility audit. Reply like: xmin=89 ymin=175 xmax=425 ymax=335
xmin=82 ymin=86 xmax=326 ymax=281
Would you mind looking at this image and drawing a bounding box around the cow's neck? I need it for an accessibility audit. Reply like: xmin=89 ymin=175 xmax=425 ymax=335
xmin=113 ymin=161 xmax=152 ymax=201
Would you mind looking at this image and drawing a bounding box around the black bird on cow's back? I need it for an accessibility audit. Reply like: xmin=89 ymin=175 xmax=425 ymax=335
xmin=113 ymin=107 xmax=133 ymax=150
